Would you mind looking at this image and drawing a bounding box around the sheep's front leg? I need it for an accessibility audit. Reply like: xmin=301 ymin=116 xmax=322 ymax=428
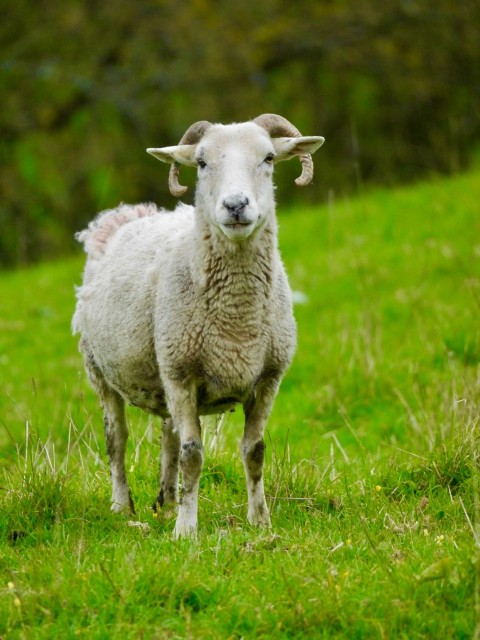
xmin=163 ymin=379 xmax=203 ymax=538
xmin=242 ymin=377 xmax=281 ymax=527
xmin=153 ymin=418 xmax=180 ymax=513
xmin=102 ymin=391 xmax=134 ymax=514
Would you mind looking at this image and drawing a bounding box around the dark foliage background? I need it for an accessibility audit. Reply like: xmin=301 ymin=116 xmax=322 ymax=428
xmin=1 ymin=0 xmax=479 ymax=266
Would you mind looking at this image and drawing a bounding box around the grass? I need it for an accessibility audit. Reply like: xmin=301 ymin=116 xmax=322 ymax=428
xmin=1 ymin=170 xmax=479 ymax=638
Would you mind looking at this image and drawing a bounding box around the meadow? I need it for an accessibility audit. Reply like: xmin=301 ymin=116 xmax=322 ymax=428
xmin=1 ymin=170 xmax=479 ymax=638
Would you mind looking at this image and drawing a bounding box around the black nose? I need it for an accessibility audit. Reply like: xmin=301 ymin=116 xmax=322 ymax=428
xmin=223 ymin=196 xmax=249 ymax=219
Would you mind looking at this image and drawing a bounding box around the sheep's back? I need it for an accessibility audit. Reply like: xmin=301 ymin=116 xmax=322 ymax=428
xmin=73 ymin=203 xmax=195 ymax=398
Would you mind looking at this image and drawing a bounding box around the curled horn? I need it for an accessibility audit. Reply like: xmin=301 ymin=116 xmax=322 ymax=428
xmin=168 ymin=120 xmax=212 ymax=197
xmin=253 ymin=113 xmax=314 ymax=186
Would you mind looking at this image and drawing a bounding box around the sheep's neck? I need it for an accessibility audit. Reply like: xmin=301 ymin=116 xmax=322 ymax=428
xmin=192 ymin=218 xmax=277 ymax=305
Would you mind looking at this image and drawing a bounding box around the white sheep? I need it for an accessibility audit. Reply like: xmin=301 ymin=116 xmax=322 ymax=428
xmin=73 ymin=114 xmax=324 ymax=537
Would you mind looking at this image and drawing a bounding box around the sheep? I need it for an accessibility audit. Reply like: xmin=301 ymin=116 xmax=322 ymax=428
xmin=72 ymin=113 xmax=324 ymax=537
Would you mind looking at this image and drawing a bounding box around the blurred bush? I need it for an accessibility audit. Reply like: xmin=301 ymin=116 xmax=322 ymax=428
xmin=1 ymin=0 xmax=479 ymax=266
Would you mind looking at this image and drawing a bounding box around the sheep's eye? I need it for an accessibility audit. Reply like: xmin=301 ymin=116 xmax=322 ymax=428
xmin=197 ymin=159 xmax=207 ymax=169
xmin=264 ymin=153 xmax=275 ymax=164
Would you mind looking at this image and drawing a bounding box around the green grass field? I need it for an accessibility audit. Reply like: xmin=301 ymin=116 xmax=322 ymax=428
xmin=1 ymin=170 xmax=479 ymax=638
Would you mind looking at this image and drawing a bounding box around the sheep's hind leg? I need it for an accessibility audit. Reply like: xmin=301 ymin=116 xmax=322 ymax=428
xmin=242 ymin=377 xmax=281 ymax=527
xmin=152 ymin=418 xmax=180 ymax=514
xmin=103 ymin=390 xmax=134 ymax=514
xmin=80 ymin=343 xmax=133 ymax=514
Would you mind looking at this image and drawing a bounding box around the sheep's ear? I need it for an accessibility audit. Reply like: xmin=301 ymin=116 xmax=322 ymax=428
xmin=272 ymin=136 xmax=325 ymax=162
xmin=147 ymin=145 xmax=197 ymax=167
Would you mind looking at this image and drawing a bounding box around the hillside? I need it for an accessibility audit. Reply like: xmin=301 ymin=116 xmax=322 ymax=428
xmin=0 ymin=171 xmax=479 ymax=638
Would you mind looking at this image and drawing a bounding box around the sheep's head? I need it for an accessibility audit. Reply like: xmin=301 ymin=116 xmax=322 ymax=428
xmin=147 ymin=114 xmax=324 ymax=241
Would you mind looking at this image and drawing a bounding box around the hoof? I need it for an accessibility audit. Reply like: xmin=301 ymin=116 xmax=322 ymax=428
xmin=173 ymin=507 xmax=198 ymax=539
xmin=247 ymin=504 xmax=271 ymax=528
xmin=111 ymin=490 xmax=135 ymax=515
xmin=110 ymin=502 xmax=131 ymax=514
xmin=152 ymin=487 xmax=178 ymax=516
xmin=152 ymin=496 xmax=163 ymax=513
xmin=173 ymin=521 xmax=197 ymax=540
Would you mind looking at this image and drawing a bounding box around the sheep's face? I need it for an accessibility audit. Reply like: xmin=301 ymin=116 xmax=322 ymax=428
xmin=148 ymin=122 xmax=324 ymax=242
xmin=194 ymin=124 xmax=277 ymax=240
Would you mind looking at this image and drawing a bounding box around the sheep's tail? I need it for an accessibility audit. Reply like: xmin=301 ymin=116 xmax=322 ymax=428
xmin=75 ymin=202 xmax=160 ymax=260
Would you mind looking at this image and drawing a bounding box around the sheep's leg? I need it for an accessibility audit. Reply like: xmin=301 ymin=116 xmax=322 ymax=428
xmin=102 ymin=391 xmax=134 ymax=513
xmin=82 ymin=346 xmax=133 ymax=514
xmin=163 ymin=379 xmax=202 ymax=538
xmin=153 ymin=417 xmax=180 ymax=512
xmin=242 ymin=377 xmax=281 ymax=527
